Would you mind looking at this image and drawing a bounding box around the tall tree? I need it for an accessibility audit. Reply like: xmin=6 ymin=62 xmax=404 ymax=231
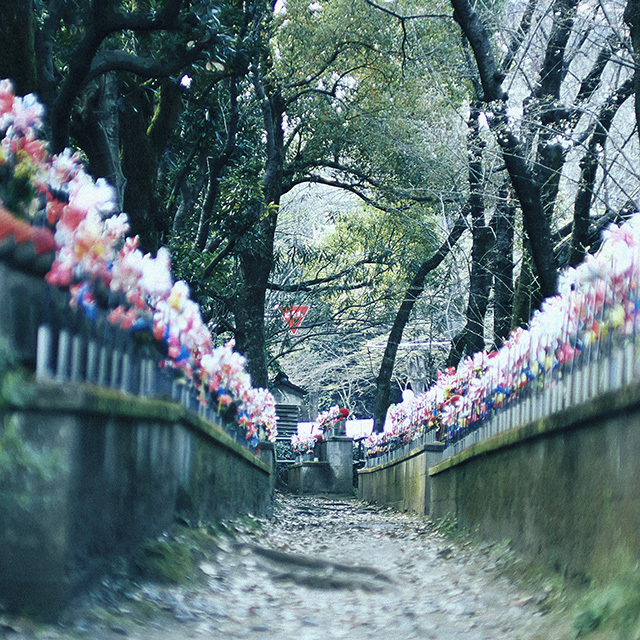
xmin=625 ymin=0 xmax=640 ymax=150
xmin=446 ymin=103 xmax=492 ymax=365
xmin=0 ymin=0 xmax=37 ymax=96
xmin=372 ymin=214 xmax=468 ymax=429
xmin=170 ymin=0 xmax=464 ymax=385
xmin=450 ymin=0 xmax=559 ymax=299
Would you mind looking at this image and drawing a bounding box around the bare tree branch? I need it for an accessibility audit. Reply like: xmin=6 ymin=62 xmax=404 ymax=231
xmin=267 ymin=257 xmax=390 ymax=292
xmin=86 ymin=42 xmax=212 ymax=83
xmin=450 ymin=0 xmax=559 ymax=298
xmin=373 ymin=213 xmax=469 ymax=430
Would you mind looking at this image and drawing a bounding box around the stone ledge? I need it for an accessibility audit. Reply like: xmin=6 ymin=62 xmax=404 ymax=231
xmin=290 ymin=460 xmax=330 ymax=468
xmin=0 ymin=378 xmax=275 ymax=617
xmin=13 ymin=380 xmax=271 ymax=474
xmin=429 ymin=378 xmax=640 ymax=477
xmin=359 ymin=442 xmax=444 ymax=474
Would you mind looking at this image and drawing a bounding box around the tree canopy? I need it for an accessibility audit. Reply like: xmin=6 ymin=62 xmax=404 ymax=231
xmin=1 ymin=0 xmax=638 ymax=425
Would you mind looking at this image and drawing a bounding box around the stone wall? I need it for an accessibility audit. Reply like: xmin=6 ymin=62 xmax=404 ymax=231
xmin=289 ymin=436 xmax=354 ymax=495
xmin=358 ymin=379 xmax=640 ymax=584
xmin=0 ymin=382 xmax=274 ymax=618
xmin=357 ymin=443 xmax=444 ymax=514
xmin=429 ymin=379 xmax=640 ymax=583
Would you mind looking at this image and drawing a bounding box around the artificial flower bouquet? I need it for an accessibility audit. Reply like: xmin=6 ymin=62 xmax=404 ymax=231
xmin=291 ymin=431 xmax=324 ymax=456
xmin=365 ymin=212 xmax=640 ymax=458
xmin=0 ymin=78 xmax=277 ymax=444
xmin=314 ymin=405 xmax=349 ymax=434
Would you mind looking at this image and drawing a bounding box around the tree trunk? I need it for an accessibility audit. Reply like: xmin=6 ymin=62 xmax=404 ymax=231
xmin=446 ymin=105 xmax=492 ymax=367
xmin=532 ymin=0 xmax=579 ymax=220
xmin=569 ymin=79 xmax=634 ymax=266
xmin=0 ymin=0 xmax=37 ymax=96
xmin=120 ymin=82 xmax=161 ymax=251
xmin=233 ymin=210 xmax=278 ymax=389
xmin=231 ymin=70 xmax=285 ymax=388
xmin=512 ymin=245 xmax=542 ymax=328
xmin=72 ymin=73 xmax=126 ymax=208
xmin=120 ymin=79 xmax=182 ymax=252
xmin=625 ymin=0 xmax=640 ymax=151
xmin=372 ymin=215 xmax=468 ymax=431
xmin=196 ymin=80 xmax=239 ymax=252
xmin=492 ymin=184 xmax=515 ymax=345
xmin=450 ymin=0 xmax=559 ymax=299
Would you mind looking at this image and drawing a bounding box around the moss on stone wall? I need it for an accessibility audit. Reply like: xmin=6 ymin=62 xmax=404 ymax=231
xmin=430 ymin=385 xmax=640 ymax=586
xmin=0 ymin=373 xmax=273 ymax=617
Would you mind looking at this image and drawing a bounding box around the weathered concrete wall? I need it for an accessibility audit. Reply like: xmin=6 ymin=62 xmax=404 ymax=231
xmin=288 ymin=461 xmax=332 ymax=494
xmin=288 ymin=436 xmax=354 ymax=495
xmin=0 ymin=382 xmax=273 ymax=617
xmin=430 ymin=379 xmax=640 ymax=583
xmin=358 ymin=443 xmax=445 ymax=514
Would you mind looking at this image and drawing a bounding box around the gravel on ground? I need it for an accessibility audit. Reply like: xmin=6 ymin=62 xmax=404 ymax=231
xmin=0 ymin=494 xmax=575 ymax=640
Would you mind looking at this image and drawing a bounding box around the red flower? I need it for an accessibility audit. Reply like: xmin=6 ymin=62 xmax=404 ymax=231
xmin=31 ymin=226 xmax=55 ymax=255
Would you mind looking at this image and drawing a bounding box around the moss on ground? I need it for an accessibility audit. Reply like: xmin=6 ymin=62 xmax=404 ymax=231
xmin=135 ymin=537 xmax=196 ymax=584
xmin=434 ymin=518 xmax=640 ymax=640
xmin=134 ymin=515 xmax=266 ymax=585
xmin=569 ymin=568 xmax=640 ymax=639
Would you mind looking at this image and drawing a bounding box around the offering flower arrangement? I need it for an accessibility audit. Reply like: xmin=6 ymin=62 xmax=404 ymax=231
xmin=315 ymin=405 xmax=349 ymax=430
xmin=0 ymin=79 xmax=277 ymax=443
xmin=290 ymin=405 xmax=349 ymax=454
xmin=291 ymin=431 xmax=323 ymax=455
xmin=365 ymin=213 xmax=640 ymax=458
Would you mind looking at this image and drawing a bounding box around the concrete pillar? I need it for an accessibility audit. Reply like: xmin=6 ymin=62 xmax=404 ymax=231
xmin=424 ymin=442 xmax=445 ymax=515
xmin=325 ymin=435 xmax=353 ymax=494
xmin=259 ymin=441 xmax=276 ymax=496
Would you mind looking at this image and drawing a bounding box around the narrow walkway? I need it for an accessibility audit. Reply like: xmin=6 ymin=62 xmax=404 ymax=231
xmin=10 ymin=496 xmax=572 ymax=639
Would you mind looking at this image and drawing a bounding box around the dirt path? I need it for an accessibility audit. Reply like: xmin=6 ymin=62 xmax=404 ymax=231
xmin=2 ymin=495 xmax=573 ymax=639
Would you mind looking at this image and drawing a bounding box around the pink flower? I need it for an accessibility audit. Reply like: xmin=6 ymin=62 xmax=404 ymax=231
xmin=555 ymin=342 xmax=576 ymax=365
xmin=108 ymin=305 xmax=126 ymax=326
xmin=140 ymin=249 xmax=173 ymax=300
xmin=218 ymin=393 xmax=233 ymax=406
xmin=11 ymin=93 xmax=45 ymax=134
xmin=0 ymin=79 xmax=15 ymax=128
xmin=67 ymin=174 xmax=116 ymax=218
xmin=49 ymin=149 xmax=82 ymax=190
xmin=104 ymin=213 xmax=129 ymax=240
xmin=45 ymin=257 xmax=73 ymax=287
xmin=46 ymin=193 xmax=66 ymax=226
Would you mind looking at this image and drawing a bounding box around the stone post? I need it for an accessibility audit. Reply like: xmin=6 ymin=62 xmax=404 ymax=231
xmin=325 ymin=435 xmax=353 ymax=494
xmin=424 ymin=441 xmax=446 ymax=515
xmin=259 ymin=441 xmax=277 ymax=497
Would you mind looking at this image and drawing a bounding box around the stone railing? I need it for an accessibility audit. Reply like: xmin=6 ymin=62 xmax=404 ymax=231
xmin=0 ymin=258 xmax=277 ymax=616
xmin=442 ymin=333 xmax=640 ymax=461
xmin=0 ymin=259 xmax=249 ymax=444
xmin=365 ymin=213 xmax=640 ymax=469
xmin=364 ymin=331 xmax=640 ymax=468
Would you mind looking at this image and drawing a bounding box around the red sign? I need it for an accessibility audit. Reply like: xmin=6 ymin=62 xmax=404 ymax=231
xmin=280 ymin=305 xmax=309 ymax=335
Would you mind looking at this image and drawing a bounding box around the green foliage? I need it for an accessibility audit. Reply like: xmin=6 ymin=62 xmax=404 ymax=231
xmin=26 ymin=0 xmax=474 ymax=404
xmin=0 ymin=166 xmax=37 ymax=219
xmin=0 ymin=336 xmax=32 ymax=410
xmin=271 ymin=194 xmax=446 ymax=415
xmin=272 ymin=0 xmax=467 ymax=194
xmin=135 ymin=537 xmax=196 ymax=584
xmin=435 ymin=512 xmax=459 ymax=536
xmin=571 ymin=573 xmax=640 ymax=639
